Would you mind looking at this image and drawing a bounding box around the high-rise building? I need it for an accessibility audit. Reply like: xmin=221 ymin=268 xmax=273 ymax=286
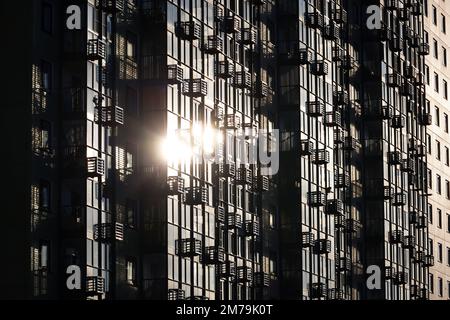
xmin=0 ymin=0 xmax=435 ymax=300
xmin=423 ymin=0 xmax=450 ymax=300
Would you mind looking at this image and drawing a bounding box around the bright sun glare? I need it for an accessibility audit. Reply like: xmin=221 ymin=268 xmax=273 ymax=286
xmin=160 ymin=124 xmax=220 ymax=163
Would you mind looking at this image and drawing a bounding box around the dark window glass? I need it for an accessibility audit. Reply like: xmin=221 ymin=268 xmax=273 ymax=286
xmin=42 ymin=2 xmax=52 ymax=34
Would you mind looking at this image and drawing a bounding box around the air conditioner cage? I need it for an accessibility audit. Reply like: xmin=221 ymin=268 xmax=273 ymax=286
xmin=236 ymin=166 xmax=253 ymax=185
xmin=300 ymin=140 xmax=314 ymax=156
xmin=237 ymin=28 xmax=257 ymax=45
xmin=335 ymin=214 xmax=346 ymax=229
xmin=335 ymin=173 xmax=350 ymax=188
xmin=86 ymin=276 xmax=105 ymax=296
xmin=95 ymin=106 xmax=125 ymax=126
xmin=325 ymin=199 xmax=344 ymax=215
xmin=167 ymin=176 xmax=185 ymax=195
xmin=391 ymin=115 xmax=405 ymax=128
xmin=183 ymin=79 xmax=208 ymax=98
xmin=401 ymin=158 xmax=415 ymax=173
xmin=403 ymin=235 xmax=416 ymax=249
xmin=324 ymin=111 xmax=342 ymax=127
xmin=310 ymin=61 xmax=328 ymax=76
xmin=388 ymin=151 xmax=402 ymax=165
xmin=418 ymin=43 xmax=430 ymax=55
xmin=215 ymin=60 xmax=235 ymax=78
xmin=220 ymin=261 xmax=236 ymax=278
xmin=389 ymin=230 xmax=405 ymax=244
xmin=313 ymin=239 xmax=331 ymax=254
xmin=311 ymin=149 xmax=330 ymax=165
xmin=95 ymin=0 xmax=125 ymax=13
xmin=337 ymin=257 xmax=352 ymax=272
xmin=310 ymin=283 xmax=327 ymax=298
xmin=308 ymin=191 xmax=326 ymax=207
xmin=233 ymin=71 xmax=252 ymax=89
xmin=253 ymin=272 xmax=270 ymax=287
xmin=333 ymin=91 xmax=349 ymax=106
xmin=323 ymin=22 xmax=340 ymax=40
xmin=332 ymin=8 xmax=347 ymax=24
xmin=253 ymin=175 xmax=270 ymax=192
xmin=222 ymin=16 xmax=240 ymax=34
xmin=327 ymin=288 xmax=344 ymax=300
xmin=392 ymin=193 xmax=407 ymax=206
xmin=307 ymin=101 xmax=325 ymax=117
xmin=216 ymin=162 xmax=236 ymax=178
xmin=87 ymin=39 xmax=106 ymax=61
xmin=345 ymin=219 xmax=360 ymax=233
xmin=176 ymin=238 xmax=202 ymax=257
xmin=305 ymin=12 xmax=324 ymax=29
xmin=168 ymin=289 xmax=185 ymax=300
xmin=184 ymin=187 xmax=208 ymax=205
xmin=87 ymin=157 xmax=105 ymax=177
xmin=175 ymin=21 xmax=201 ymax=41
xmin=301 ymin=232 xmax=315 ymax=248
xmin=203 ymin=35 xmax=223 ymax=54
xmin=94 ymin=222 xmax=124 ymax=242
xmin=202 ymin=246 xmax=225 ymax=265
xmin=237 ymin=266 xmax=253 ymax=283
xmin=167 ymin=64 xmax=184 ymax=84
xmin=419 ymin=113 xmax=432 ymax=126
xmin=244 ymin=220 xmax=260 ymax=237
xmin=227 ymin=213 xmax=243 ymax=229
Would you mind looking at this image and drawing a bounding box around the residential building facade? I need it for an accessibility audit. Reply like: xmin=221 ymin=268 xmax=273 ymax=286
xmin=0 ymin=0 xmax=435 ymax=300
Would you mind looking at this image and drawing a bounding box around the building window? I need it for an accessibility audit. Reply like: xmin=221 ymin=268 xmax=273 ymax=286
xmin=446 ymin=147 xmax=450 ymax=166
xmin=444 ymin=80 xmax=448 ymax=99
xmin=442 ymin=14 xmax=447 ymax=34
xmin=424 ymin=0 xmax=428 ymax=16
xmin=445 ymin=114 xmax=449 ymax=132
xmin=429 ymin=204 xmax=433 ymax=223
xmin=433 ymin=5 xmax=437 ymax=25
xmin=39 ymin=240 xmax=50 ymax=271
xmin=446 ymin=180 xmax=450 ymax=198
xmin=435 ymin=107 xmax=440 ymax=126
xmin=438 ymin=243 xmax=443 ymax=262
xmin=428 ymin=169 xmax=432 ymax=189
xmin=41 ymin=60 xmax=52 ymax=91
xmin=427 ymin=134 xmax=432 ymax=154
xmin=436 ymin=140 xmax=441 ymax=160
xmin=437 ymin=174 xmax=442 ymax=194
xmin=425 ymin=65 xmax=430 ymax=84
xmin=41 ymin=2 xmax=53 ymax=34
xmin=430 ymin=273 xmax=434 ymax=294
xmin=438 ymin=209 xmax=443 ymax=228
xmin=448 ymin=214 xmax=450 ymax=232
xmin=39 ymin=180 xmax=51 ymax=211
xmin=435 ymin=72 xmax=440 ymax=92
xmin=40 ymin=120 xmax=51 ymax=151
xmin=433 ymin=39 xmax=439 ymax=59
xmin=443 ymin=48 xmax=448 ymax=67
xmin=448 ymin=247 xmax=450 ymax=265
xmin=126 ymin=32 xmax=137 ymax=60
xmin=126 ymin=259 xmax=137 ymax=286
xmin=438 ymin=277 xmax=443 ymax=297
xmin=125 ymin=199 xmax=137 ymax=228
